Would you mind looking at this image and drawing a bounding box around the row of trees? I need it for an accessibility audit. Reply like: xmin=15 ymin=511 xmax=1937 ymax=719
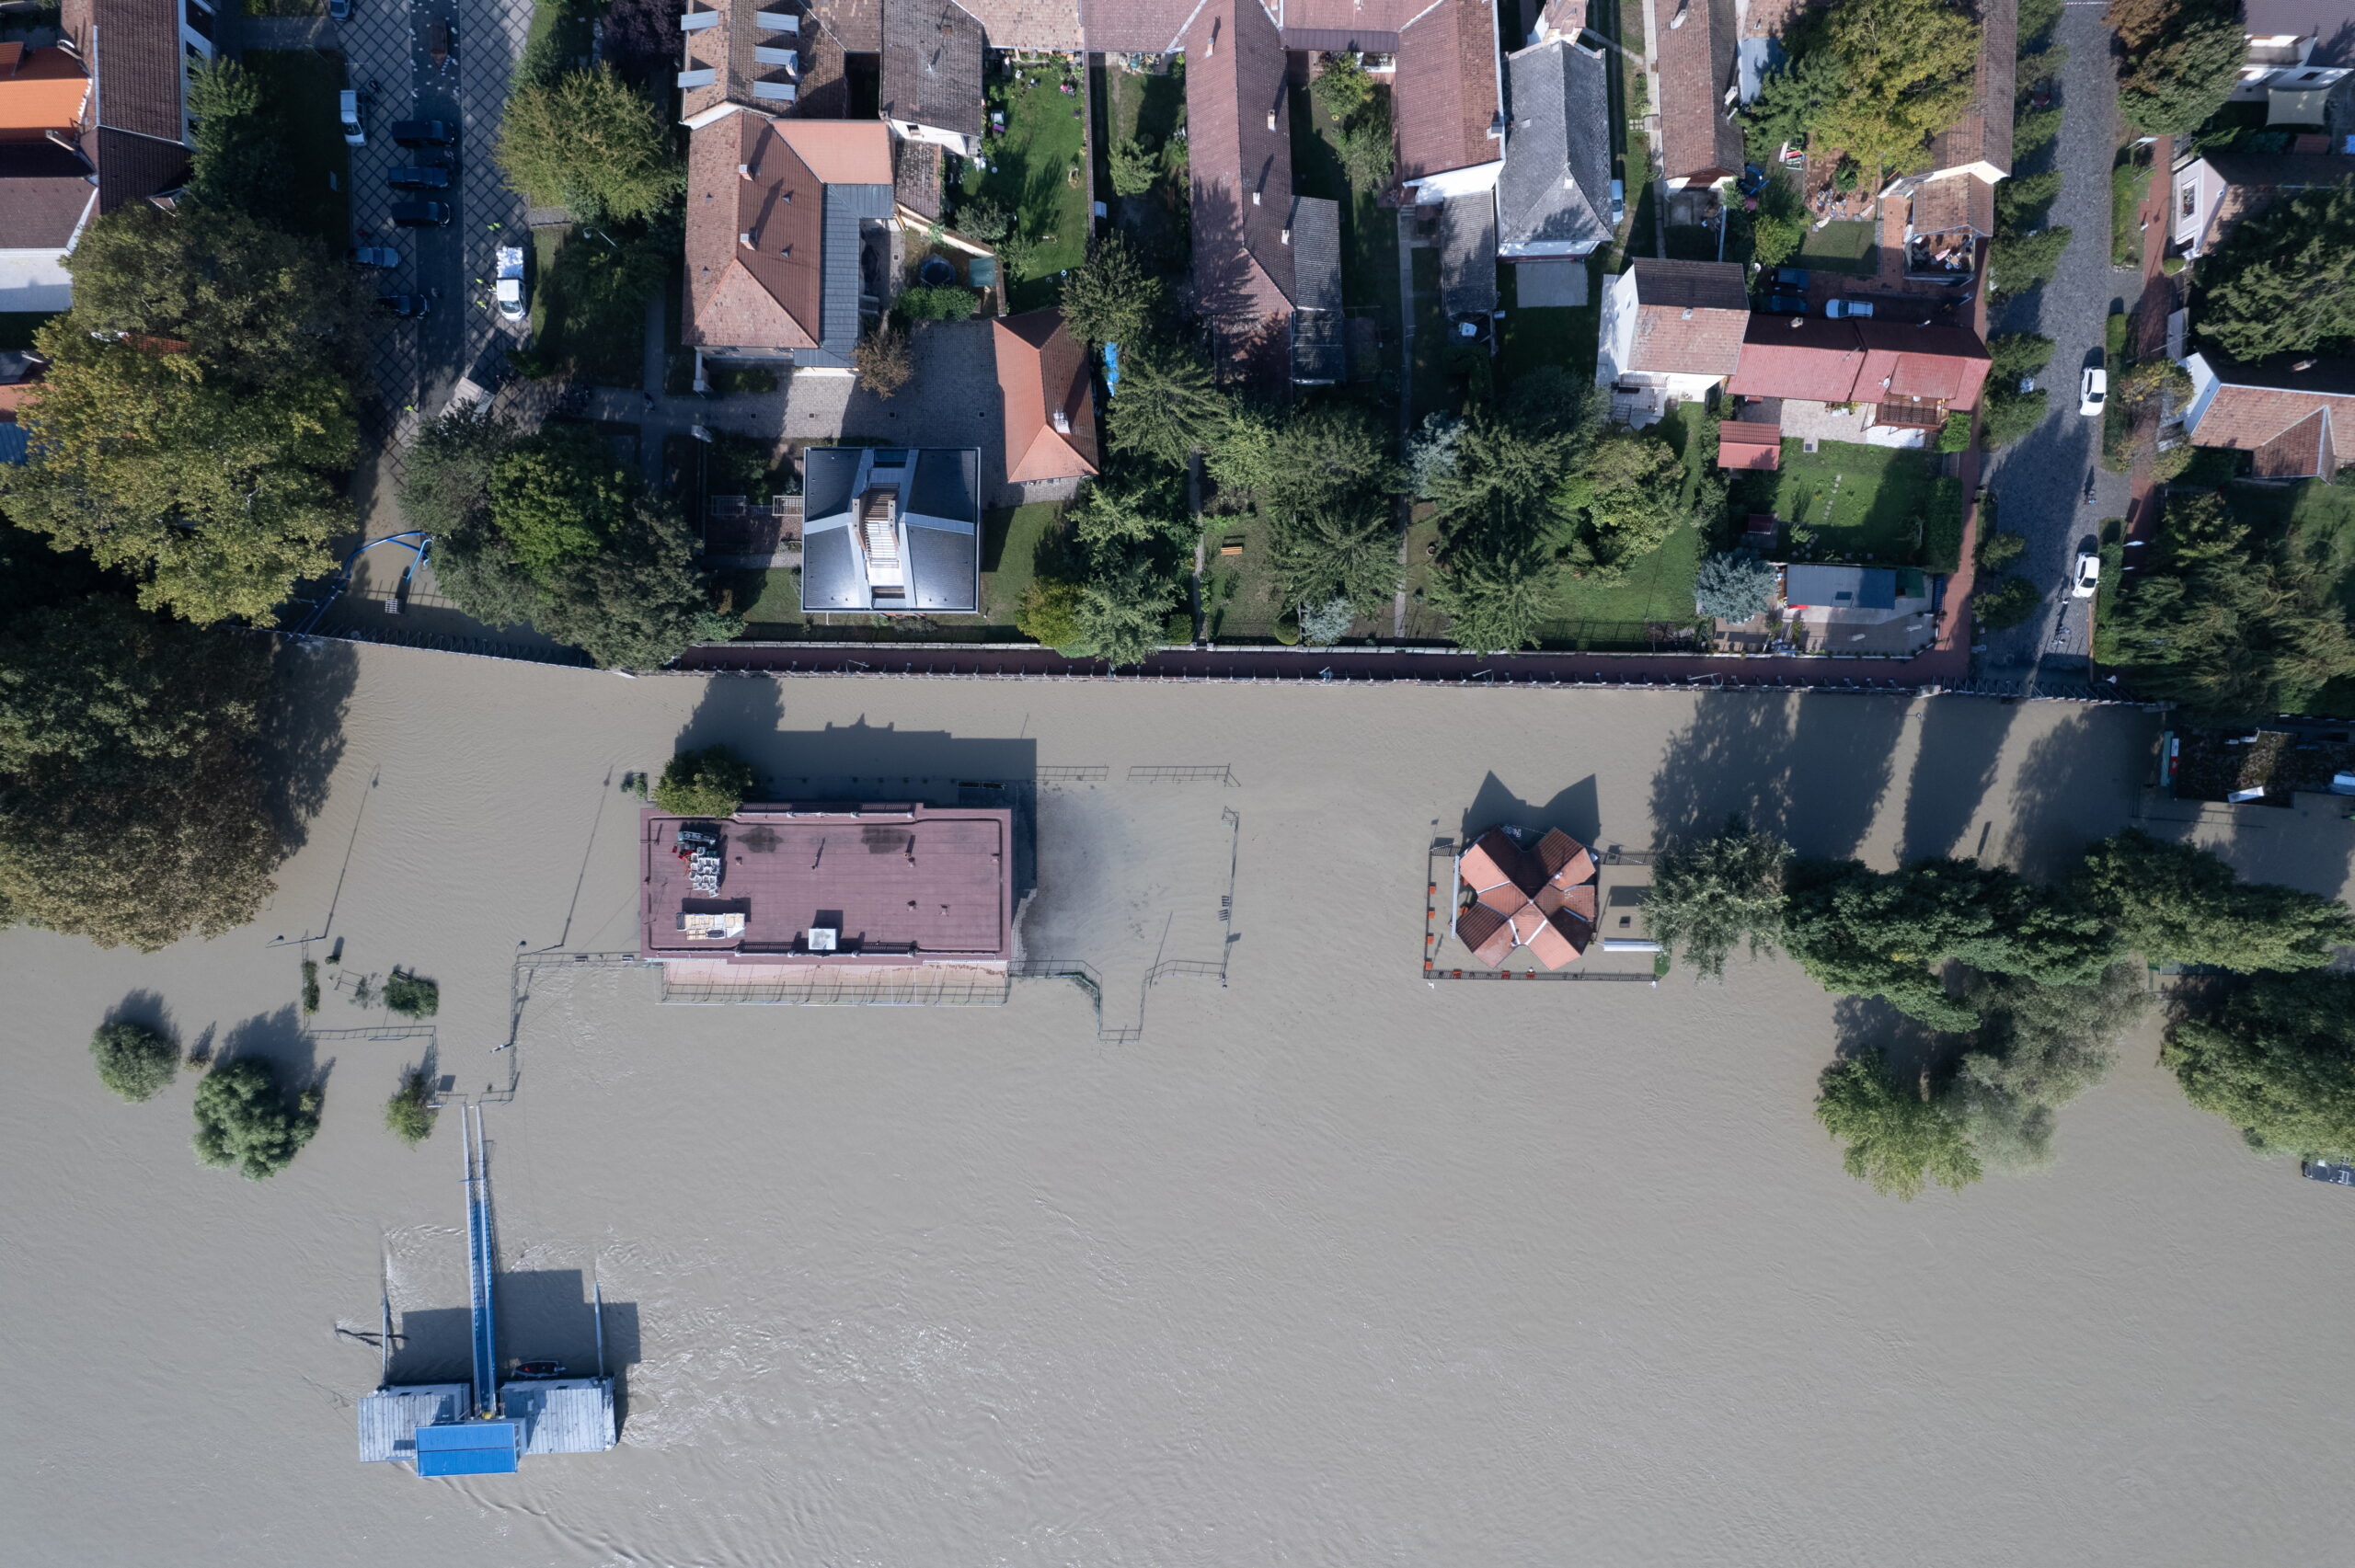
xmin=2107 ymin=0 xmax=2247 ymax=136
xmin=1645 ymin=818 xmax=2355 ymax=1196
xmin=402 ymin=410 xmax=741 ymax=669
xmin=2193 ymin=177 xmax=2355 ymax=364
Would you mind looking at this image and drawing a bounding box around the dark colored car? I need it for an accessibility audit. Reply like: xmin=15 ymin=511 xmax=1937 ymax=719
xmin=390 ymin=200 xmax=452 ymax=226
xmin=377 ymin=293 xmax=431 ymax=317
xmin=1773 ymin=267 xmax=1810 ymax=290
xmin=388 ymin=165 xmax=451 ymax=190
xmin=390 ymin=119 xmax=455 ymax=145
xmin=1759 ymin=293 xmax=1809 ymax=315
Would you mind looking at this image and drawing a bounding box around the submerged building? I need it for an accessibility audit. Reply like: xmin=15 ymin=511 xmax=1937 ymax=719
xmin=799 ymin=445 xmax=982 ymax=613
xmin=1453 ymin=825 xmax=1598 ymax=968
xmin=638 ymin=801 xmax=1016 ymax=975
xmin=357 ymin=1106 xmax=616 ymax=1477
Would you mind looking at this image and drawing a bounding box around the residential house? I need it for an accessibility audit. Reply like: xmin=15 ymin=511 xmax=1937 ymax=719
xmin=683 ymin=116 xmax=895 ymax=372
xmin=0 ymin=45 xmax=96 ymax=312
xmin=1891 ymin=0 xmax=2014 ymax=283
xmin=1727 ymin=315 xmax=1991 ymax=440
xmin=1494 ymin=34 xmax=1614 ymax=259
xmin=2182 ymin=352 xmax=2355 ymax=478
xmin=991 ymin=308 xmax=1099 ymax=485
xmin=1290 ymin=192 xmax=1346 ymax=382
xmin=1393 ymin=0 xmax=1505 ymax=206
xmin=1646 ymin=0 xmax=1740 ymax=189
xmin=679 ymin=0 xmax=806 ymax=122
xmin=0 ymin=349 xmax=42 ymax=464
xmin=1593 ymin=258 xmax=1748 ymax=422
xmin=2170 ymin=150 xmax=2355 ymax=260
xmin=881 ymin=0 xmax=985 ymax=157
xmin=1182 ymin=0 xmax=1303 ymax=380
xmin=1717 ymin=419 xmax=1781 ymax=469
xmin=800 ymin=446 xmax=983 ymax=612
xmin=2245 ymin=0 xmax=2355 ymax=69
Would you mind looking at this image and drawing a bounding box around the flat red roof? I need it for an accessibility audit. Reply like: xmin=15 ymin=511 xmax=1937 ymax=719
xmin=638 ymin=804 xmax=1013 ymax=965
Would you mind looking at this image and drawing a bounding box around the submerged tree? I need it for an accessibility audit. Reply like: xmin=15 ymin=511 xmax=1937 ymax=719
xmin=1646 ymin=817 xmax=1791 ymax=980
xmin=2074 ymin=830 xmax=2355 ymax=972
xmin=1944 ymin=964 xmax=2143 ymax=1171
xmin=192 ymin=1058 xmax=322 ymax=1180
xmin=2164 ymin=971 xmax=2355 ymax=1157
xmin=654 ymin=744 xmax=756 ymax=818
xmin=90 ymin=1021 xmax=178 ymax=1104
xmin=385 ymin=1066 xmax=438 ymax=1146
xmin=1816 ymin=1048 xmax=1983 ymax=1199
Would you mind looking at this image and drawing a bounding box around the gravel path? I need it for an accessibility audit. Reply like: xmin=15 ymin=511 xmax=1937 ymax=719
xmin=1980 ymin=1 xmax=2137 ymax=685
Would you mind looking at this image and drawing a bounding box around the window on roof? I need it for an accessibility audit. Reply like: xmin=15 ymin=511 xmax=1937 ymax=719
xmin=2180 ymin=184 xmax=2195 ymax=219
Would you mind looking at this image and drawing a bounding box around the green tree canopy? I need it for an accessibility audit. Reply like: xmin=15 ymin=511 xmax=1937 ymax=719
xmin=2073 ymin=829 xmax=2355 ymax=971
xmin=2195 ymin=178 xmax=2355 ymax=361
xmin=385 ymin=1065 xmax=438 ymax=1146
xmin=1105 ymin=344 xmax=1227 ymax=469
xmin=1694 ymin=549 xmax=1778 ymax=623
xmin=1784 ymin=857 xmax=2119 ymax=1030
xmin=654 ymin=744 xmax=756 ymax=817
xmin=1647 ymin=816 xmax=1791 ymax=979
xmin=1553 ymin=429 xmax=1704 ymax=577
xmin=2164 ymin=971 xmax=2355 ymax=1156
xmin=1429 ymin=531 xmax=1560 ymax=652
xmin=2106 ymin=492 xmax=2355 ymax=714
xmin=1249 ymin=405 xmax=1404 ymax=613
xmin=1058 ymin=235 xmax=1164 ymax=346
xmin=489 ymin=427 xmax=637 ymax=577
xmin=1817 ymin=1048 xmax=1983 ymax=1198
xmin=2110 ymin=0 xmax=2246 ymax=134
xmin=192 ymin=1058 xmax=322 ymax=1179
xmin=1071 ymin=477 xmax=1194 ymax=556
xmin=91 ymin=1021 xmax=178 ymax=1103
xmin=1065 ymin=555 xmax=1178 ymax=665
xmin=496 ymin=67 xmax=684 ymax=222
xmin=1309 ymin=51 xmax=1375 ymax=120
xmin=3 ymin=205 xmax=361 ymax=623
xmin=1812 ymin=0 xmax=1981 ymax=175
xmin=0 ymin=593 xmax=284 ymax=949
xmin=1742 ymin=41 xmax=1847 ymax=162
xmin=1944 ymin=964 xmax=2142 ymax=1171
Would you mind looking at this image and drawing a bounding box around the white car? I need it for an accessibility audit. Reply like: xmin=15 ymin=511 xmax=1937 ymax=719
xmin=2080 ymin=367 xmax=2108 ymax=417
xmin=2071 ymin=552 xmax=2101 ymax=599
xmin=339 ymin=88 xmax=364 ymax=147
xmin=1824 ymin=298 xmax=1875 ymax=319
xmin=496 ymin=246 xmax=527 ymax=322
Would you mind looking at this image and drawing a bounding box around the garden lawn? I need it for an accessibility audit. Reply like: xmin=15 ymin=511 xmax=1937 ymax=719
xmin=1203 ymin=512 xmax=1288 ymax=640
xmin=1407 ymin=245 xmax=1447 ymax=423
xmin=965 ymin=61 xmax=1090 ymax=313
xmin=2111 ymin=162 xmax=2150 ymax=267
xmin=531 ymin=227 xmax=662 ymax=386
xmin=1544 ymin=522 xmax=1703 ymax=638
xmin=239 ymin=51 xmax=350 ymax=245
xmin=1798 ymin=218 xmax=1877 ymax=274
xmin=1775 ymin=438 xmax=1937 ymax=564
xmin=1499 ymin=260 xmax=1599 ymax=384
xmin=1095 ymin=61 xmax=1187 ymax=272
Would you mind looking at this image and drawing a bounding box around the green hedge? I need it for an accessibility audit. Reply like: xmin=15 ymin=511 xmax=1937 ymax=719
xmin=1921 ymin=476 xmax=1966 ymax=574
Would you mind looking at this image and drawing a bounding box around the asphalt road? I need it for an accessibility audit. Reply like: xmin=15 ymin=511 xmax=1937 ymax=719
xmin=1980 ymin=0 xmax=2136 ymax=685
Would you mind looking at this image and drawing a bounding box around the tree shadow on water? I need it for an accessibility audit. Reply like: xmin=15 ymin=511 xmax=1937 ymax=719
xmin=1830 ymin=992 xmax=1972 ymax=1093
xmin=1648 ymin=692 xmax=1910 ymax=857
xmin=254 ymin=636 xmax=361 ymax=858
xmin=1900 ymin=695 xmax=2019 ymax=862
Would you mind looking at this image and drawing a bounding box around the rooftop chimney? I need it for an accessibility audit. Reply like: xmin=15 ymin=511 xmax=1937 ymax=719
xmin=1267 ymin=110 xmax=1278 ymax=131
xmin=1281 ymin=226 xmax=1292 ymax=243
xmin=740 ymin=231 xmax=755 ymax=246
xmin=738 ymin=163 xmax=752 ymax=177
xmin=1670 ymin=0 xmax=1688 ymax=25
xmin=1251 ymin=189 xmax=1261 ymax=204
xmin=1051 ymin=408 xmax=1072 ymax=433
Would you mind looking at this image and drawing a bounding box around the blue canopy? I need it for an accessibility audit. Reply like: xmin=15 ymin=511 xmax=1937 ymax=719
xmin=415 ymin=1420 xmax=522 ymax=1477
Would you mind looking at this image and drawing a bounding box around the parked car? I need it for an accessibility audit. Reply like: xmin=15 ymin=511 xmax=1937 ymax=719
xmin=2080 ymin=366 xmax=2108 ymax=416
xmin=328 ymin=0 xmax=350 ymax=17
xmin=338 ymin=88 xmax=363 ymax=146
xmin=428 ymin=15 xmax=452 ymax=63
xmin=391 ymin=200 xmax=452 ymax=226
xmin=2071 ymin=552 xmax=2101 ymax=600
xmin=388 ymin=165 xmax=451 ymax=190
xmin=1773 ymin=267 xmax=1810 ymax=290
xmin=495 ymin=245 xmax=527 ymax=322
xmin=348 ymin=246 xmax=399 ymax=268
xmin=377 ymin=293 xmax=431 ymax=317
xmin=391 ymin=119 xmax=455 ymax=146
xmin=1759 ymin=293 xmax=1809 ymax=315
xmin=1824 ymin=298 xmax=1876 ymax=318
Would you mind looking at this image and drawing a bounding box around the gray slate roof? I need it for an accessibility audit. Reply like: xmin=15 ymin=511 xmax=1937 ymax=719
xmin=801 ymin=447 xmax=982 ymax=613
xmin=1786 ymin=564 xmax=1898 ymax=611
xmin=881 ymin=0 xmax=986 ymax=140
xmin=1497 ymin=37 xmax=1614 ymax=257
xmin=1439 ymin=192 xmax=1499 ymax=315
xmin=818 ymin=181 xmax=894 ymax=368
xmin=1290 ymin=195 xmax=1342 ymax=313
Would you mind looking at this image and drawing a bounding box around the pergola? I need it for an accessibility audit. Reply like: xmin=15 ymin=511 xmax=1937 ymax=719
xmin=1453 ymin=826 xmax=1599 ymax=968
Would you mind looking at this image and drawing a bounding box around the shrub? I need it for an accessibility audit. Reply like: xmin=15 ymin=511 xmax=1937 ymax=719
xmin=91 ymin=1021 xmax=177 ymax=1103
xmin=302 ymin=958 xmax=320 ymax=1013
xmin=1982 ymin=387 xmax=2049 ymax=448
xmin=1406 ymin=411 xmax=1465 ymax=497
xmin=1310 ymin=51 xmax=1374 ymax=120
xmin=1016 ymin=579 xmax=1084 ymax=647
xmin=1936 ymin=411 xmax=1972 ymax=452
xmin=1991 ymin=225 xmax=2071 ymax=299
xmin=383 ymin=970 xmax=440 ymax=1019
xmin=1976 ymin=529 xmax=2028 ymax=571
xmin=1694 ymin=549 xmax=1777 ymax=623
xmin=191 ymin=1059 xmax=321 ymax=1180
xmin=385 ymin=1066 xmax=437 ymax=1146
xmin=854 ymin=326 xmax=912 ymax=399
xmin=1974 ymin=574 xmax=2041 ymax=629
xmin=1108 ymin=137 xmax=1158 ymax=197
xmin=708 ymin=365 xmax=776 ymax=395
xmin=1299 ymin=596 xmax=1354 ymax=645
xmin=1751 ymin=212 xmax=1806 ymax=268
xmin=896 ymin=284 xmax=978 ymax=322
xmin=1816 ymin=1049 xmax=1982 ymax=1199
xmin=1920 ymin=477 xmax=1966 ymax=574
xmin=654 ymin=744 xmax=756 ymax=818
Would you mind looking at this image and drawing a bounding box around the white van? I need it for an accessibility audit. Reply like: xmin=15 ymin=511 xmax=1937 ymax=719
xmin=339 ymin=89 xmax=364 ymax=147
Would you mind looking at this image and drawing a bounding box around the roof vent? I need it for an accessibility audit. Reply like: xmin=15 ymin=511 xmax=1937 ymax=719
xmin=1791 ymin=316 xmax=1804 ymax=328
xmin=807 ymin=926 xmax=838 ymax=952
xmin=778 ymin=244 xmax=792 ymax=257
xmin=1682 ymin=307 xmax=1694 ymax=320
xmin=781 ymin=189 xmax=792 ymax=202
xmin=1051 ymin=408 xmax=1072 ymax=433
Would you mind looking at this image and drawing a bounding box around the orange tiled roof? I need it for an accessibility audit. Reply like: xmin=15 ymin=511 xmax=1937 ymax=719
xmin=1456 ymin=825 xmax=1596 ymax=969
xmin=0 ymin=46 xmax=90 ymax=133
xmin=992 ymin=309 xmax=1099 ymax=483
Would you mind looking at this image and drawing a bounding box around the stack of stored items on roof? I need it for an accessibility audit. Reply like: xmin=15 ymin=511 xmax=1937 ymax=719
xmin=675 ymin=823 xmax=724 ymax=894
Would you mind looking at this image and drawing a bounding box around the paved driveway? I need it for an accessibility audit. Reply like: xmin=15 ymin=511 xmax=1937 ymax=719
xmin=1979 ymin=2 xmax=2136 ymax=688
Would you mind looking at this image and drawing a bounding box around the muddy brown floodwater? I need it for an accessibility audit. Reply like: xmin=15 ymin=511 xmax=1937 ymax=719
xmin=6 ymin=648 xmax=2355 ymax=1566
